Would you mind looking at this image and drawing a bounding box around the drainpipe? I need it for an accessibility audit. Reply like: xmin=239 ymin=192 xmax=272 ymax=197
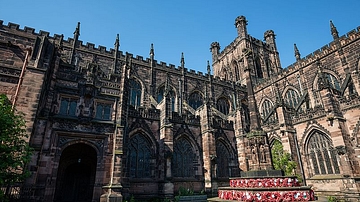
xmin=12 ymin=47 xmax=32 ymax=110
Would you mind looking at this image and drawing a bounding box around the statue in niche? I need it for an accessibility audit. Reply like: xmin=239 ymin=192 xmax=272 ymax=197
xmin=251 ymin=145 xmax=257 ymax=163
xmin=260 ymin=144 xmax=266 ymax=163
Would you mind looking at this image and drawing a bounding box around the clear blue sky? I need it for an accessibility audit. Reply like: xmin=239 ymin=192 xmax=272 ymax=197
xmin=2 ymin=0 xmax=359 ymax=73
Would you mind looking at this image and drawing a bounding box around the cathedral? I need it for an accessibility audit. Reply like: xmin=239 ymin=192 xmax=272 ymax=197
xmin=0 ymin=15 xmax=360 ymax=201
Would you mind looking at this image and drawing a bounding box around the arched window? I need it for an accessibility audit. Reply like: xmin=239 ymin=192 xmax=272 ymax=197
xmin=217 ymin=97 xmax=230 ymax=115
xmin=233 ymin=61 xmax=239 ymax=81
xmin=306 ymin=131 xmax=340 ymax=176
xmin=325 ymin=73 xmax=341 ymax=91
xmin=284 ymin=89 xmax=300 ymax=109
xmin=172 ymin=138 xmax=195 ymax=177
xmin=129 ymin=79 xmax=141 ymax=107
xmin=128 ymin=134 xmax=152 ymax=178
xmin=188 ymin=92 xmax=203 ymax=110
xmin=255 ymin=58 xmax=263 ymax=78
xmin=261 ymin=99 xmax=277 ymax=123
xmin=157 ymin=86 xmax=176 ymax=112
xmin=216 ymin=141 xmax=231 ymax=177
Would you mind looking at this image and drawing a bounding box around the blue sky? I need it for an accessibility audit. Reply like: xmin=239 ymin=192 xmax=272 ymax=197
xmin=2 ymin=0 xmax=359 ymax=73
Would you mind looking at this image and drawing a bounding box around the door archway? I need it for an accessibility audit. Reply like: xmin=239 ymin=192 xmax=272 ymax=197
xmin=54 ymin=143 xmax=97 ymax=202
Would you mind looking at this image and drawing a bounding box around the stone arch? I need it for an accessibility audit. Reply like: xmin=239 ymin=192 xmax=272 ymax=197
xmin=268 ymin=133 xmax=281 ymax=148
xmin=259 ymin=98 xmax=276 ymax=121
xmin=312 ymin=69 xmax=341 ymax=91
xmin=129 ymin=77 xmax=143 ymax=107
xmin=172 ymin=134 xmax=201 ymax=178
xmin=254 ymin=56 xmax=263 ymax=78
xmin=156 ymin=83 xmax=177 ymax=111
xmin=54 ymin=142 xmax=98 ymax=202
xmin=282 ymin=87 xmax=301 ymax=109
xmin=127 ymin=131 xmax=156 ymax=178
xmin=188 ymin=90 xmax=204 ymax=110
xmin=303 ymin=129 xmax=340 ymax=176
xmin=216 ymin=96 xmax=231 ymax=115
xmin=215 ymin=138 xmax=237 ymax=177
xmin=231 ymin=60 xmax=240 ymax=81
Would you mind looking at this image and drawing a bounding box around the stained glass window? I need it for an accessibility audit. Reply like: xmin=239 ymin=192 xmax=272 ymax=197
xmin=307 ymin=131 xmax=340 ymax=176
xmin=129 ymin=79 xmax=142 ymax=107
xmin=217 ymin=97 xmax=230 ymax=115
xmin=173 ymin=138 xmax=195 ymax=177
xmin=188 ymin=92 xmax=203 ymax=110
xmin=128 ymin=134 xmax=152 ymax=178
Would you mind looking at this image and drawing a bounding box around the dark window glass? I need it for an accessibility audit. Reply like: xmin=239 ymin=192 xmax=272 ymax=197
xmin=59 ymin=98 xmax=77 ymax=116
xmin=173 ymin=138 xmax=195 ymax=177
xmin=157 ymin=86 xmax=176 ymax=111
xmin=129 ymin=79 xmax=142 ymax=107
xmin=216 ymin=142 xmax=231 ymax=177
xmin=95 ymin=104 xmax=111 ymax=120
xmin=325 ymin=73 xmax=341 ymax=91
xmin=128 ymin=134 xmax=152 ymax=178
xmin=188 ymin=92 xmax=203 ymax=110
xmin=217 ymin=97 xmax=230 ymax=115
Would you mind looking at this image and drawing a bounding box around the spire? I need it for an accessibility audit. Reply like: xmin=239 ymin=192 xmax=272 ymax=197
xmin=74 ymin=22 xmax=80 ymax=38
xmin=330 ymin=20 xmax=339 ymax=40
xmin=114 ymin=34 xmax=120 ymax=51
xmin=150 ymin=43 xmax=154 ymax=59
xmin=294 ymin=43 xmax=301 ymax=61
xmin=180 ymin=52 xmax=185 ymax=68
xmin=207 ymin=60 xmax=211 ymax=75
xmin=70 ymin=22 xmax=80 ymax=64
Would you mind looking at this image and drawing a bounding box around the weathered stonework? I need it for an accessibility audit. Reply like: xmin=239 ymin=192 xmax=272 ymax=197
xmin=0 ymin=16 xmax=360 ymax=201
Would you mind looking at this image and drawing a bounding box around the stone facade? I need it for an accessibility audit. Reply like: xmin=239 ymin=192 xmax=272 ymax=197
xmin=0 ymin=15 xmax=359 ymax=201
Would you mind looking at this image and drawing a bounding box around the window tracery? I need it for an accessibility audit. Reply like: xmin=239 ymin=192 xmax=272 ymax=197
xmin=260 ymin=99 xmax=277 ymax=123
xmin=128 ymin=134 xmax=152 ymax=178
xmin=217 ymin=97 xmax=230 ymax=115
xmin=325 ymin=73 xmax=341 ymax=91
xmin=129 ymin=79 xmax=142 ymax=107
xmin=216 ymin=141 xmax=231 ymax=177
xmin=157 ymin=86 xmax=176 ymax=111
xmin=188 ymin=92 xmax=203 ymax=110
xmin=306 ymin=131 xmax=340 ymax=176
xmin=284 ymin=89 xmax=300 ymax=109
xmin=172 ymin=138 xmax=195 ymax=177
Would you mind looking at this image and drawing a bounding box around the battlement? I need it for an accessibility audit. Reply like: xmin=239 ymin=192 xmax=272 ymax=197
xmin=254 ymin=25 xmax=360 ymax=91
xmin=0 ymin=20 xmax=211 ymax=79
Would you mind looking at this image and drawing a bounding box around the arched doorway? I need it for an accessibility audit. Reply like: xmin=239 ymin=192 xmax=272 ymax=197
xmin=54 ymin=143 xmax=97 ymax=202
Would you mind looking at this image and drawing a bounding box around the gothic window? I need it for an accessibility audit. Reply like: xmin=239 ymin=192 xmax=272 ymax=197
xmin=261 ymin=99 xmax=277 ymax=123
xmin=129 ymin=79 xmax=142 ymax=107
xmin=217 ymin=97 xmax=230 ymax=115
xmin=157 ymin=86 xmax=176 ymax=112
xmin=233 ymin=61 xmax=239 ymax=81
xmin=325 ymin=73 xmax=341 ymax=91
xmin=216 ymin=141 xmax=231 ymax=178
xmin=241 ymin=102 xmax=250 ymax=133
xmin=255 ymin=57 xmax=263 ymax=78
xmin=128 ymin=134 xmax=152 ymax=178
xmin=284 ymin=89 xmax=300 ymax=109
xmin=59 ymin=97 xmax=77 ymax=116
xmin=306 ymin=131 xmax=340 ymax=176
xmin=188 ymin=92 xmax=203 ymax=110
xmin=95 ymin=103 xmax=111 ymax=120
xmin=173 ymin=138 xmax=195 ymax=177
